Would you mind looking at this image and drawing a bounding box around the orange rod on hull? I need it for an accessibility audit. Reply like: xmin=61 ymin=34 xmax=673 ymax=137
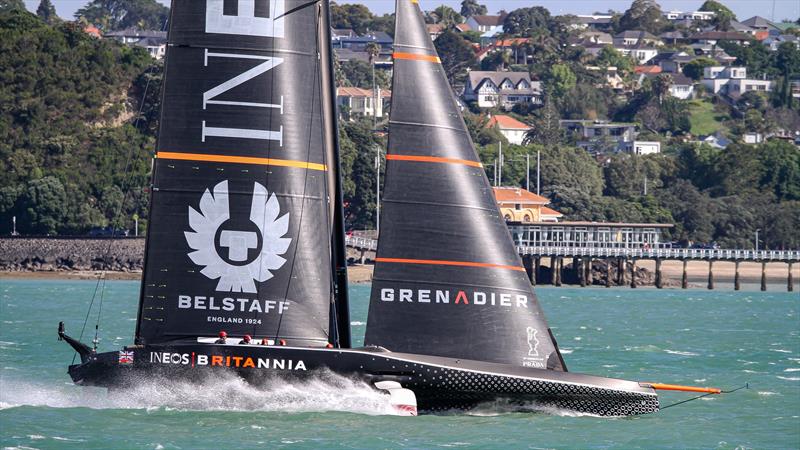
xmin=644 ymin=383 xmax=722 ymax=394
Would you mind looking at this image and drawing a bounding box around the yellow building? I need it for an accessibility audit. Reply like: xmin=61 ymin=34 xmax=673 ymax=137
xmin=493 ymin=187 xmax=563 ymax=223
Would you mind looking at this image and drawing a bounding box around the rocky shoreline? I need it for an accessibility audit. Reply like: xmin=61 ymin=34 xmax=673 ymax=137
xmin=0 ymin=238 xmax=145 ymax=273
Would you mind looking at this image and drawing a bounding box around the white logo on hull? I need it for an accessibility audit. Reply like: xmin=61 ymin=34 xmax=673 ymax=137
xmin=186 ymin=180 xmax=291 ymax=293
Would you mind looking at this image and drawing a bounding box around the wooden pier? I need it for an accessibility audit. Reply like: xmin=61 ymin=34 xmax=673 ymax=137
xmin=345 ymin=236 xmax=799 ymax=290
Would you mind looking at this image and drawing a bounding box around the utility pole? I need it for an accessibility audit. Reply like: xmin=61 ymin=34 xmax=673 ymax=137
xmin=643 ymin=174 xmax=648 ymax=196
xmin=498 ymin=141 xmax=503 ymax=187
xmin=536 ymin=149 xmax=541 ymax=195
xmin=493 ymin=159 xmax=498 ymax=186
xmin=133 ymin=213 xmax=139 ymax=237
xmin=526 ymin=153 xmax=530 ymax=192
xmin=11 ymin=216 xmax=17 ymax=236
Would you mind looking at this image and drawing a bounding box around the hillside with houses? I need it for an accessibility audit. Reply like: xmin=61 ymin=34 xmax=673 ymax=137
xmin=0 ymin=0 xmax=798 ymax=250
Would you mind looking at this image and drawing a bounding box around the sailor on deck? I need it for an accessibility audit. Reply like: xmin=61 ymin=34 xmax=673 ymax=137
xmin=239 ymin=335 xmax=252 ymax=345
xmin=214 ymin=331 xmax=227 ymax=344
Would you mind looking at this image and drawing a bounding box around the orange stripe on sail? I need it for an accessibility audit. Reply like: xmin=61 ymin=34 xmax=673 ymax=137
xmin=386 ymin=154 xmax=482 ymax=168
xmin=157 ymin=152 xmax=327 ymax=171
xmin=393 ymin=52 xmax=441 ymax=63
xmin=376 ymin=257 xmax=525 ymax=272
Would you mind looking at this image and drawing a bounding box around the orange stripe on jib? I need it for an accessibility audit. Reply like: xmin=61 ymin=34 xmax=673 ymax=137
xmin=376 ymin=257 xmax=525 ymax=272
xmin=393 ymin=52 xmax=441 ymax=63
xmin=386 ymin=154 xmax=482 ymax=168
xmin=157 ymin=152 xmax=327 ymax=171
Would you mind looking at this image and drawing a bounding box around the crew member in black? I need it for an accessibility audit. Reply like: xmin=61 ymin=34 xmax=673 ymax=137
xmin=239 ymin=334 xmax=252 ymax=345
xmin=215 ymin=331 xmax=227 ymax=344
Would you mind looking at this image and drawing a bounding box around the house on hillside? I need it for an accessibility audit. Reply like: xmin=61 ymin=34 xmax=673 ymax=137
xmin=426 ymin=24 xmax=444 ymax=41
xmin=336 ymin=87 xmax=391 ymax=120
xmin=566 ymin=14 xmax=614 ymax=31
xmin=104 ymin=28 xmax=167 ymax=44
xmin=614 ymin=30 xmax=662 ymax=47
xmin=702 ymin=66 xmax=771 ymax=99
xmin=580 ymin=30 xmax=613 ymax=45
xmin=614 ymin=44 xmax=659 ymax=64
xmin=689 ymin=31 xmax=753 ymax=46
xmin=764 ymin=34 xmax=800 ymax=51
xmin=668 ymin=74 xmax=695 ymax=99
xmin=463 ymin=71 xmax=542 ymax=109
xmin=663 ymin=10 xmax=715 ymax=21
xmin=741 ymin=16 xmax=780 ymax=37
xmin=466 ymin=14 xmax=505 ymax=33
xmin=623 ymin=141 xmax=661 ymax=155
xmin=493 ymin=187 xmax=561 ymax=223
xmin=586 ymin=66 xmax=627 ymax=92
xmin=486 ymin=114 xmax=531 ymax=145
xmin=135 ymin=37 xmax=166 ymax=59
xmin=560 ymin=119 xmax=641 ymax=154
xmin=332 ymin=31 xmax=393 ymax=51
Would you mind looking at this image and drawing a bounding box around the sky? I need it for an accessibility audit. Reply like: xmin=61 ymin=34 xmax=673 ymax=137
xmin=22 ymin=0 xmax=800 ymax=23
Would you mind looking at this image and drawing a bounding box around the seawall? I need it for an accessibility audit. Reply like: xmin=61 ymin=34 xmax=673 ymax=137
xmin=0 ymin=237 xmax=144 ymax=272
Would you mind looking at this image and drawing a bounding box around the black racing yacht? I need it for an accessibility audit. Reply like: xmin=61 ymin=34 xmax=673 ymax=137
xmin=60 ymin=0 xmax=721 ymax=416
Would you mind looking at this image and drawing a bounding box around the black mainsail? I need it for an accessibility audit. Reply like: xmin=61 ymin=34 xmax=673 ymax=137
xmin=135 ymin=0 xmax=348 ymax=347
xmin=364 ymin=0 xmax=566 ymax=371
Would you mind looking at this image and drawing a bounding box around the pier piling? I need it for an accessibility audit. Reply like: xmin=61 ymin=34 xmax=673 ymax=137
xmin=534 ymin=257 xmax=540 ymax=286
xmin=550 ymin=258 xmax=558 ymax=285
xmin=523 ymin=255 xmax=534 ymax=285
xmin=555 ymin=258 xmax=563 ymax=287
xmin=655 ymin=259 xmax=663 ymax=289
xmin=585 ymin=258 xmax=593 ymax=286
xmin=734 ymin=261 xmax=741 ymax=291
xmin=605 ymin=260 xmax=611 ymax=288
xmin=707 ymin=260 xmax=714 ymax=290
xmin=789 ymin=262 xmax=794 ymax=292
xmin=761 ymin=262 xmax=767 ymax=291
xmin=681 ymin=259 xmax=688 ymax=289
xmin=618 ymin=258 xmax=626 ymax=286
xmin=630 ymin=259 xmax=637 ymax=288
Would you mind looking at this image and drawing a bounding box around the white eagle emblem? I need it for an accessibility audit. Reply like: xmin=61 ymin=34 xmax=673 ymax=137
xmin=185 ymin=180 xmax=291 ymax=293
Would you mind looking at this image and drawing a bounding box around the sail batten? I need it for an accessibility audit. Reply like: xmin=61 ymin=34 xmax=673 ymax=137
xmin=364 ymin=0 xmax=566 ymax=371
xmin=135 ymin=0 xmax=341 ymax=347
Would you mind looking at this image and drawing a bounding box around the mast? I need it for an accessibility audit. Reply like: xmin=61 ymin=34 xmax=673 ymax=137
xmin=317 ymin=0 xmax=351 ymax=348
xmin=364 ymin=0 xmax=566 ymax=371
xmin=135 ymin=0 xmax=340 ymax=347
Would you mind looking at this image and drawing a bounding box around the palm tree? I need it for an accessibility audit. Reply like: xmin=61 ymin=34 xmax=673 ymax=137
xmin=365 ymin=41 xmax=381 ymax=127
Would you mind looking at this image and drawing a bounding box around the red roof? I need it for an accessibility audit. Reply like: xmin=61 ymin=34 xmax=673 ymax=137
xmin=541 ymin=206 xmax=563 ymax=217
xmin=486 ymin=114 xmax=531 ymax=130
xmin=455 ymin=23 xmax=472 ymax=32
xmin=635 ymin=65 xmax=662 ymax=74
xmin=493 ymin=187 xmax=548 ymax=205
xmin=84 ymin=25 xmax=102 ymax=38
xmin=337 ymin=87 xmax=391 ymax=98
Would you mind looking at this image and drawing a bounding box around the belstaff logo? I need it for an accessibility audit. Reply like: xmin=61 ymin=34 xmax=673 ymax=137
xmin=186 ymin=180 xmax=291 ymax=293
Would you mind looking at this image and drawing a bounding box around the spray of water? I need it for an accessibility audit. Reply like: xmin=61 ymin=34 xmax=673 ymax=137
xmin=0 ymin=371 xmax=395 ymax=416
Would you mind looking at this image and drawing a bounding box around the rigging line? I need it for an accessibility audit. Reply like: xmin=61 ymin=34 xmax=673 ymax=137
xmin=660 ymin=383 xmax=749 ymax=410
xmin=274 ymin=9 xmax=322 ymax=344
xmin=80 ymin=59 xmax=157 ymax=350
xmin=72 ymin=276 xmax=104 ymax=364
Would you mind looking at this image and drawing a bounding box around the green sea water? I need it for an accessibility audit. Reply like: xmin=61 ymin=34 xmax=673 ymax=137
xmin=0 ymin=279 xmax=798 ymax=449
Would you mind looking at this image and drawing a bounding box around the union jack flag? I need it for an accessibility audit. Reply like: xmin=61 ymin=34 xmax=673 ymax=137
xmin=118 ymin=350 xmax=134 ymax=364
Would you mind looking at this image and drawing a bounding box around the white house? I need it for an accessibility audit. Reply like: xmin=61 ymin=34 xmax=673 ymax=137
xmin=463 ymin=71 xmax=542 ymax=109
xmin=135 ymin=37 xmax=166 ymax=59
xmin=702 ymin=66 xmax=771 ymax=98
xmin=337 ymin=87 xmax=391 ymax=119
xmin=466 ymin=14 xmax=504 ymax=33
xmin=669 ymin=74 xmax=695 ymax=99
xmin=663 ymin=10 xmax=715 ymax=21
xmin=486 ymin=114 xmax=531 ymax=145
xmin=625 ymin=141 xmax=661 ymax=155
xmin=615 ymin=45 xmax=659 ymax=64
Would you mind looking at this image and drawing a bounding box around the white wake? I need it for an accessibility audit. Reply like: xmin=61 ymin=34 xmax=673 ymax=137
xmin=0 ymin=372 xmax=395 ymax=416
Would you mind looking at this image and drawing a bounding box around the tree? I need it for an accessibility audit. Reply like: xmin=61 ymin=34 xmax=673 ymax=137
xmin=502 ymin=6 xmax=551 ymax=36
xmin=596 ymin=45 xmax=634 ymax=74
xmin=619 ymin=0 xmax=665 ymax=34
xmin=545 ymin=64 xmax=576 ymax=97
xmin=682 ymin=57 xmax=717 ymax=80
xmin=775 ymin=42 xmax=800 ymax=109
xmin=699 ymin=1 xmax=736 ymax=30
xmin=433 ymin=30 xmax=476 ymax=84
xmin=331 ymin=2 xmax=375 ymax=34
xmin=433 ymin=5 xmax=463 ymax=27
xmin=75 ymin=0 xmax=168 ymax=31
xmin=460 ymin=0 xmax=486 ymax=18
xmin=0 ymin=0 xmax=24 ymax=12
xmin=652 ymin=73 xmax=672 ymax=105
xmin=524 ymin=98 xmax=563 ymax=146
xmin=36 ymin=0 xmax=57 ymax=24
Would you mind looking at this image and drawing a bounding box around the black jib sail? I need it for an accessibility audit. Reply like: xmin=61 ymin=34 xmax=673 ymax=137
xmin=136 ymin=0 xmax=348 ymax=347
xmin=364 ymin=0 xmax=566 ymax=371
